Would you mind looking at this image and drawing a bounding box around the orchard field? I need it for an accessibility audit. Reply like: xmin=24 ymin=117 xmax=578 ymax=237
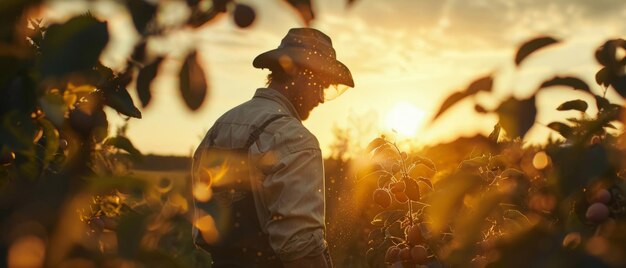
xmin=2 ymin=0 xmax=626 ymax=267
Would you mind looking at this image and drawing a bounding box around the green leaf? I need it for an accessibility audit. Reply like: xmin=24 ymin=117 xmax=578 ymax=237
xmin=496 ymin=96 xmax=537 ymax=139
xmin=102 ymin=85 xmax=142 ymax=118
xmin=539 ymin=76 xmax=591 ymax=93
xmin=136 ymin=57 xmax=163 ymax=108
xmin=104 ymin=136 xmax=142 ymax=160
xmin=179 ymin=51 xmax=208 ymax=111
xmin=556 ymin=99 xmax=588 ymax=113
xmin=432 ymin=75 xmax=493 ymax=121
xmin=39 ymin=14 xmax=109 ymax=77
xmin=547 ymin=122 xmax=574 ymax=138
xmin=515 ymin=36 xmax=560 ymax=66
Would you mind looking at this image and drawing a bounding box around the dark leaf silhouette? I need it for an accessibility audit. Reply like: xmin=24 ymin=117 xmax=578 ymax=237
xmin=474 ymin=104 xmax=488 ymax=114
xmin=594 ymin=95 xmax=610 ymax=111
xmin=539 ymin=76 xmax=590 ymax=93
xmin=595 ymin=39 xmax=626 ymax=67
xmin=136 ymin=57 xmax=163 ymax=107
xmin=366 ymin=137 xmax=386 ymax=153
xmin=612 ymin=75 xmax=626 ymax=98
xmin=496 ymin=96 xmax=537 ymax=139
xmin=233 ymin=4 xmax=256 ymax=28
xmin=556 ymin=99 xmax=588 ymax=113
xmin=130 ymin=41 xmax=147 ymax=63
xmin=39 ymin=15 xmax=109 ymax=77
xmin=103 ymin=86 xmax=142 ymax=118
xmin=285 ymin=0 xmax=314 ymax=26
xmin=466 ymin=75 xmax=494 ymax=94
xmin=188 ymin=9 xmax=221 ymax=28
xmin=212 ymin=0 xmax=230 ymax=12
xmin=432 ymin=75 xmax=493 ymax=121
xmin=371 ymin=210 xmax=405 ymax=227
xmin=547 ymin=122 xmax=573 ymax=138
xmin=105 ymin=136 xmax=143 ymax=160
xmin=515 ymin=36 xmax=560 ymax=66
xmin=595 ymin=67 xmax=611 ymax=87
xmin=179 ymin=51 xmax=208 ymax=111
xmin=125 ymin=0 xmax=157 ymax=34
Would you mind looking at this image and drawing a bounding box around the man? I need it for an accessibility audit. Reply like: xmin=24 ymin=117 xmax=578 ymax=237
xmin=191 ymin=28 xmax=354 ymax=268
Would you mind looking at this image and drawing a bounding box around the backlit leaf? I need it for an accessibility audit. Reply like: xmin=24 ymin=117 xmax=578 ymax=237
xmin=125 ymin=0 xmax=157 ymax=34
xmin=104 ymin=136 xmax=142 ymax=160
xmin=432 ymin=75 xmax=493 ymax=121
xmin=102 ymin=85 xmax=142 ymax=118
xmin=515 ymin=36 xmax=560 ymax=66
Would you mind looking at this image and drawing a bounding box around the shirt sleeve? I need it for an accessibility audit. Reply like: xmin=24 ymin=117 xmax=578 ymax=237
xmin=251 ymin=119 xmax=328 ymax=262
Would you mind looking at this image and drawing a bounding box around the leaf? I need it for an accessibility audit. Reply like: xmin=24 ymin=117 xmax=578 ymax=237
xmin=104 ymin=136 xmax=142 ymax=160
xmin=38 ymin=93 xmax=67 ymax=126
xmin=475 ymin=104 xmax=488 ymax=114
xmin=39 ymin=15 xmax=109 ymax=77
xmin=371 ymin=210 xmax=405 ymax=227
xmin=466 ymin=75 xmax=494 ymax=95
xmin=37 ymin=117 xmax=59 ymax=166
xmin=594 ymin=95 xmax=611 ymax=111
xmin=539 ymin=76 xmax=591 ymax=93
xmin=284 ymin=0 xmax=314 ymax=26
xmin=515 ymin=36 xmax=560 ymax=66
xmin=556 ymin=99 xmax=588 ymax=113
xmin=125 ymin=0 xmax=157 ymax=34
xmin=547 ymin=122 xmax=573 ymax=138
xmin=179 ymin=52 xmax=208 ymax=111
xmin=417 ymin=177 xmax=434 ymax=190
xmin=366 ymin=137 xmax=386 ymax=153
xmin=102 ymin=85 xmax=142 ymax=118
xmin=488 ymin=123 xmax=501 ymax=142
xmin=136 ymin=57 xmax=163 ymax=108
xmin=595 ymin=67 xmax=611 ymax=87
xmin=432 ymin=75 xmax=494 ymax=121
xmin=496 ymin=96 xmax=537 ymax=139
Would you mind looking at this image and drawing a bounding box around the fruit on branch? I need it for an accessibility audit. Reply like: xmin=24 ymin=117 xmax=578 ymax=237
xmin=586 ymin=202 xmax=609 ymax=223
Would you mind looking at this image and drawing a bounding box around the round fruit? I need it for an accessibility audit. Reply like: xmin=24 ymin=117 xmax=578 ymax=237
xmin=562 ymin=232 xmax=581 ymax=249
xmin=592 ymin=189 xmax=611 ymax=204
xmin=586 ymin=202 xmax=610 ymax=223
xmin=233 ymin=4 xmax=256 ymax=28
xmin=410 ymin=245 xmax=428 ymax=264
xmin=385 ymin=246 xmax=400 ymax=263
xmin=394 ymin=192 xmax=409 ymax=203
xmin=391 ymin=180 xmax=406 ymax=193
xmin=406 ymin=224 xmax=424 ymax=245
xmin=373 ymin=189 xmax=392 ymax=208
xmin=398 ymin=247 xmax=411 ymax=261
xmin=404 ymin=178 xmax=420 ymax=201
xmin=58 ymin=139 xmax=68 ymax=150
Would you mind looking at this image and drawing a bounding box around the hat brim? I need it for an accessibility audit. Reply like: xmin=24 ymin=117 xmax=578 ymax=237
xmin=253 ymin=47 xmax=354 ymax=88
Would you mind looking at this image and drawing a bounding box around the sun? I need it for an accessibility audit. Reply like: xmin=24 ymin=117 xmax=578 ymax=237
xmin=385 ymin=102 xmax=426 ymax=137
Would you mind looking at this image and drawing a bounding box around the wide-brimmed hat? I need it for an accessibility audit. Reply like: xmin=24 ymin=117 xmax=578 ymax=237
xmin=253 ymin=28 xmax=354 ymax=87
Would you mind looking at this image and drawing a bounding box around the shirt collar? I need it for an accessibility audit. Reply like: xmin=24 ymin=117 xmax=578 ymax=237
xmin=253 ymin=88 xmax=301 ymax=121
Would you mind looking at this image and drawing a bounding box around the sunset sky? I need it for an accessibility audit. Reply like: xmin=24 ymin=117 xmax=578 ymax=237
xmin=45 ymin=0 xmax=626 ymax=156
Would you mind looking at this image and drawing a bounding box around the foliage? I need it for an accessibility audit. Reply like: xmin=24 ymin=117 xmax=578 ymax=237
xmin=361 ymin=36 xmax=626 ymax=268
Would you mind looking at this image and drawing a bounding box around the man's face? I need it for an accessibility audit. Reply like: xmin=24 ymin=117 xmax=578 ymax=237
xmin=287 ymin=68 xmax=328 ymax=120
